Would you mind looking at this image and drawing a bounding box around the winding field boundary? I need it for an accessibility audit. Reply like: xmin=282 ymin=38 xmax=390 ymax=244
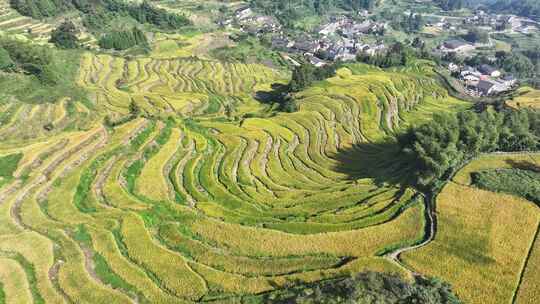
xmin=384 ymin=151 xmax=540 ymax=279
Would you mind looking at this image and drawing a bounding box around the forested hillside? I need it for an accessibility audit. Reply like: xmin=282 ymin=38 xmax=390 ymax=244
xmin=488 ymin=0 xmax=540 ymax=19
xmin=9 ymin=0 xmax=191 ymax=30
xmin=248 ymin=0 xmax=380 ymax=27
xmin=435 ymin=0 xmax=540 ymax=19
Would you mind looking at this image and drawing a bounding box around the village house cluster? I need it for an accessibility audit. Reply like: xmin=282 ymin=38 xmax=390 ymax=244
xmin=309 ymin=16 xmax=387 ymax=64
xmin=451 ymin=63 xmax=517 ymax=96
xmin=463 ymin=10 xmax=538 ymax=34
xmin=428 ymin=10 xmax=539 ymax=35
xmin=228 ymin=7 xmax=387 ymax=67
xmin=430 ymin=11 xmax=539 ymax=97
xmin=226 ymin=5 xmax=535 ymax=98
xmin=220 ymin=6 xmax=282 ymax=35
xmin=438 ymin=39 xmax=476 ymax=54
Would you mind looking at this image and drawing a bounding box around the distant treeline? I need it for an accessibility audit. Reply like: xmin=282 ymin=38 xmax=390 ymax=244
xmin=488 ymin=0 xmax=540 ymax=20
xmin=401 ymin=108 xmax=540 ymax=187
xmin=248 ymin=0 xmax=380 ymax=27
xmin=435 ymin=0 xmax=540 ymax=20
xmin=9 ymin=0 xmax=191 ymax=30
xmin=98 ymin=27 xmax=148 ymax=50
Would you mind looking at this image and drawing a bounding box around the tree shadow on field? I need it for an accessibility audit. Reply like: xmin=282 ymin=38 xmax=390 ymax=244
xmin=254 ymin=83 xmax=289 ymax=104
xmin=505 ymin=159 xmax=540 ymax=172
xmin=332 ymin=138 xmax=416 ymax=188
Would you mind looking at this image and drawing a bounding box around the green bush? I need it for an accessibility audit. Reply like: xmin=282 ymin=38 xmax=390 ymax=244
xmin=102 ymin=0 xmax=191 ymax=30
xmin=0 ymin=37 xmax=85 ymax=103
xmin=260 ymin=272 xmax=461 ymax=304
xmin=472 ymin=168 xmax=540 ymax=205
xmin=0 ymin=153 xmax=23 ymax=178
xmin=0 ymin=47 xmax=14 ymax=70
xmin=402 ymin=109 xmax=540 ymax=186
xmin=49 ymin=21 xmax=80 ymax=49
xmin=0 ymin=37 xmax=58 ymax=84
xmin=9 ymin=0 xmax=71 ymax=19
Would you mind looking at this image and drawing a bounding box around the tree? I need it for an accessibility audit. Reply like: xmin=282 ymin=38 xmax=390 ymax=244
xmin=464 ymin=28 xmax=489 ymax=44
xmin=288 ymin=63 xmax=315 ymax=92
xmin=357 ymin=42 xmax=421 ymax=68
xmin=403 ymin=109 xmax=540 ymax=187
xmin=264 ymin=272 xmax=462 ymax=303
xmin=98 ymin=27 xmax=148 ymax=50
xmin=129 ymin=100 xmax=140 ymax=116
xmin=0 ymin=37 xmax=60 ymax=85
xmin=287 ymin=62 xmax=338 ymax=92
xmin=500 ymin=53 xmax=534 ymax=78
xmin=403 ymin=12 xmax=424 ymax=33
xmin=49 ymin=20 xmax=80 ymax=49
xmin=435 ymin=0 xmax=464 ymax=11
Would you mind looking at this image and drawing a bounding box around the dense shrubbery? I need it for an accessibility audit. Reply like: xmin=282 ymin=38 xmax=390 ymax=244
xmin=0 ymin=38 xmax=60 ymax=85
xmin=483 ymin=0 xmax=540 ymax=20
xmin=251 ymin=61 xmax=338 ymax=113
xmin=98 ymin=27 xmax=148 ymax=50
xmin=264 ymin=272 xmax=461 ymax=304
xmin=402 ymin=109 xmax=540 ymax=186
xmin=356 ymin=42 xmax=427 ymax=68
xmin=473 ymin=168 xmax=540 ymax=205
xmin=288 ymin=62 xmax=338 ymax=92
xmin=437 ymin=0 xmax=540 ymax=19
xmin=463 ymin=28 xmax=489 ymax=44
xmin=102 ymin=0 xmax=191 ymax=30
xmin=0 ymin=47 xmax=14 ymax=70
xmin=50 ymin=21 xmax=80 ymax=49
xmin=0 ymin=153 xmax=23 ymax=179
xmin=9 ymin=0 xmax=71 ymax=19
xmin=435 ymin=0 xmax=462 ymax=11
xmin=0 ymin=37 xmax=85 ymax=103
xmin=401 ymin=12 xmax=424 ymax=33
xmin=0 ymin=153 xmax=23 ymax=188
xmin=9 ymin=0 xmax=191 ymax=30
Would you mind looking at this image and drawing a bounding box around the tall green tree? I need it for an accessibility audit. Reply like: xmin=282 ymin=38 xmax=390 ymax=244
xmin=403 ymin=109 xmax=540 ymax=186
xmin=49 ymin=20 xmax=80 ymax=49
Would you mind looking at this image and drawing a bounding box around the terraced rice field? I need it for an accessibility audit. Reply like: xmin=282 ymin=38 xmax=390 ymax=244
xmin=78 ymin=52 xmax=288 ymax=119
xmin=0 ymin=98 xmax=96 ymax=144
xmin=0 ymin=0 xmax=54 ymax=42
xmin=508 ymin=87 xmax=540 ymax=109
xmin=0 ymin=51 xmax=472 ymax=302
xmin=401 ymin=154 xmax=540 ymax=304
xmin=514 ymin=226 xmax=540 ymax=304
